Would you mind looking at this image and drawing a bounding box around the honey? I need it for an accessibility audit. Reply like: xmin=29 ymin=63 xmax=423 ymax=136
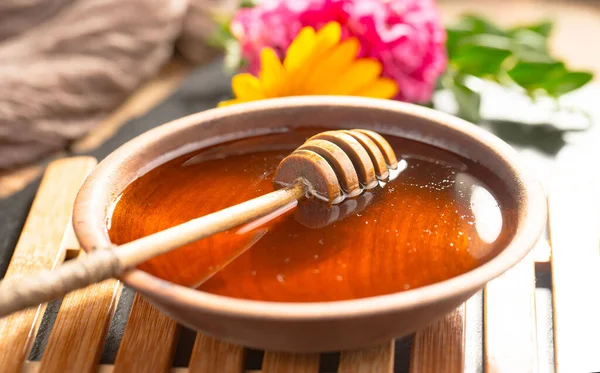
xmin=108 ymin=129 xmax=517 ymax=302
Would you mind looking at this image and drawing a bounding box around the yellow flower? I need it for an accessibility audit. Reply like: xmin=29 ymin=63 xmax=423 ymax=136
xmin=218 ymin=22 xmax=399 ymax=107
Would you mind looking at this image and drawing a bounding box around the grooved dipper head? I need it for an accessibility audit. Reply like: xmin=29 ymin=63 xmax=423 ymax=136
xmin=273 ymin=129 xmax=399 ymax=204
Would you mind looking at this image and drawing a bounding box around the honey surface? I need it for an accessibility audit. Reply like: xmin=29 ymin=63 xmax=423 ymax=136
xmin=108 ymin=129 xmax=517 ymax=302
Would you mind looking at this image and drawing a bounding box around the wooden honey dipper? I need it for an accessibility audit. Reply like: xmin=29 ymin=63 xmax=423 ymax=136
xmin=0 ymin=129 xmax=399 ymax=317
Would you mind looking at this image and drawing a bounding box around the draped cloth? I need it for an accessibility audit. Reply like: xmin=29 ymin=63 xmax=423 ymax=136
xmin=0 ymin=0 xmax=239 ymax=169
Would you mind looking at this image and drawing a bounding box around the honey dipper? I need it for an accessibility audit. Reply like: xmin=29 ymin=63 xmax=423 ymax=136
xmin=0 ymin=129 xmax=398 ymax=317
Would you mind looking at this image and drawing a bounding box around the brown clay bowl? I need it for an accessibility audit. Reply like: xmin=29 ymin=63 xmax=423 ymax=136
xmin=73 ymin=96 xmax=546 ymax=353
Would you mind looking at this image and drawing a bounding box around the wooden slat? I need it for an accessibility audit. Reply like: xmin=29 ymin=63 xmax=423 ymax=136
xmin=261 ymin=352 xmax=320 ymax=373
xmin=39 ymin=277 xmax=122 ymax=372
xmin=113 ymin=294 xmax=180 ymax=373
xmin=63 ymin=220 xmax=84 ymax=260
xmin=484 ymin=251 xmax=537 ymax=373
xmin=24 ymin=362 xmax=265 ymax=373
xmin=409 ymin=304 xmax=466 ymax=373
xmin=39 ymin=217 xmax=122 ymax=373
xmin=188 ymin=333 xmax=244 ymax=373
xmin=548 ymin=184 xmax=600 ymax=373
xmin=0 ymin=157 xmax=97 ymax=373
xmin=0 ymin=163 xmax=44 ymax=198
xmin=338 ymin=340 xmax=394 ymax=373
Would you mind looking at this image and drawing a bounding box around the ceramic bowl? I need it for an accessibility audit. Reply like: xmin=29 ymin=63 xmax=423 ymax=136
xmin=73 ymin=96 xmax=546 ymax=352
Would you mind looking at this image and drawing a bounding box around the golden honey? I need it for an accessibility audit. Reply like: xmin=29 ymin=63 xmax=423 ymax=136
xmin=108 ymin=129 xmax=517 ymax=302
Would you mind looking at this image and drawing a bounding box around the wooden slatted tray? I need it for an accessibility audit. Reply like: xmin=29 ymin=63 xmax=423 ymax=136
xmin=1 ymin=156 xmax=598 ymax=373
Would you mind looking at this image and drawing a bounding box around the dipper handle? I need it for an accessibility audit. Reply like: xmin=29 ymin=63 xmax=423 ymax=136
xmin=0 ymin=183 xmax=306 ymax=318
xmin=0 ymin=248 xmax=121 ymax=317
xmin=0 ymin=128 xmax=399 ymax=318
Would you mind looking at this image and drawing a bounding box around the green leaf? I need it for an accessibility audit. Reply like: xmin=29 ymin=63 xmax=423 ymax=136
xmin=446 ymin=27 xmax=474 ymax=57
xmin=206 ymin=20 xmax=236 ymax=49
xmin=450 ymin=76 xmax=482 ymax=123
xmin=509 ymin=29 xmax=556 ymax=64
xmin=527 ymin=21 xmax=554 ymax=37
xmin=539 ymin=71 xmax=594 ymax=97
xmin=223 ymin=39 xmax=244 ymax=73
xmin=509 ymin=20 xmax=554 ymax=38
xmin=512 ymin=48 xmax=554 ymax=64
xmin=512 ymin=29 xmax=548 ymax=49
xmin=454 ymin=14 xmax=506 ymax=36
xmin=450 ymin=38 xmax=512 ymax=77
xmin=445 ymin=14 xmax=504 ymax=57
xmin=444 ymin=15 xmax=592 ymax=101
xmin=457 ymin=34 xmax=514 ymax=50
xmin=240 ymin=0 xmax=256 ymax=8
xmin=507 ymin=61 xmax=566 ymax=91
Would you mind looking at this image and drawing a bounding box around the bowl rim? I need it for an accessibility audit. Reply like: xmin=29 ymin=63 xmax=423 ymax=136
xmin=73 ymin=95 xmax=547 ymax=321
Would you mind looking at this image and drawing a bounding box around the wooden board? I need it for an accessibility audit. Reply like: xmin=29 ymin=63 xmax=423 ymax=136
xmin=338 ymin=340 xmax=394 ymax=373
xmin=0 ymin=157 xmax=97 ymax=373
xmin=261 ymin=352 xmax=320 ymax=373
xmin=39 ymin=278 xmax=122 ymax=372
xmin=188 ymin=333 xmax=244 ymax=373
xmin=484 ymin=251 xmax=537 ymax=373
xmin=113 ymin=294 xmax=180 ymax=373
xmin=0 ymin=163 xmax=44 ymax=199
xmin=409 ymin=304 xmax=466 ymax=373
xmin=39 ymin=219 xmax=123 ymax=373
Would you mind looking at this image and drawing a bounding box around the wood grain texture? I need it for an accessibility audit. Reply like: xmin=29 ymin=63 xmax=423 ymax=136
xmin=113 ymin=294 xmax=180 ymax=373
xmin=23 ymin=363 xmax=259 ymax=373
xmin=410 ymin=304 xmax=466 ymax=373
xmin=63 ymin=220 xmax=84 ymax=260
xmin=188 ymin=333 xmax=244 ymax=373
xmin=39 ymin=277 xmax=122 ymax=372
xmin=39 ymin=219 xmax=122 ymax=373
xmin=338 ymin=340 xmax=394 ymax=373
xmin=548 ymin=183 xmax=600 ymax=373
xmin=0 ymin=156 xmax=97 ymax=373
xmin=484 ymin=251 xmax=537 ymax=373
xmin=0 ymin=163 xmax=44 ymax=198
xmin=261 ymin=352 xmax=320 ymax=373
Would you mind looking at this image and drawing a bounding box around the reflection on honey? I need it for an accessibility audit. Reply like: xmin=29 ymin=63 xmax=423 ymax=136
xmin=108 ymin=129 xmax=517 ymax=302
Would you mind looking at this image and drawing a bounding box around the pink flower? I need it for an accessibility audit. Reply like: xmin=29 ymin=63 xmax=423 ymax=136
xmin=231 ymin=0 xmax=447 ymax=103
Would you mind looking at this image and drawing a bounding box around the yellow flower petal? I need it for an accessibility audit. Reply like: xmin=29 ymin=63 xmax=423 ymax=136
xmin=352 ymin=78 xmax=399 ymax=99
xmin=312 ymin=21 xmax=342 ymax=58
xmin=217 ymin=21 xmax=399 ymax=108
xmin=305 ymin=38 xmax=360 ymax=94
xmin=326 ymin=58 xmax=383 ymax=95
xmin=259 ymin=47 xmax=286 ymax=97
xmin=283 ymin=26 xmax=316 ymax=72
xmin=289 ymin=22 xmax=342 ymax=94
xmin=232 ymin=73 xmax=264 ymax=100
xmin=217 ymin=98 xmax=251 ymax=107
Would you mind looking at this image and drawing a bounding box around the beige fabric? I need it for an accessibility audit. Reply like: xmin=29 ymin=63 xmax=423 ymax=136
xmin=0 ymin=0 xmax=239 ymax=169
